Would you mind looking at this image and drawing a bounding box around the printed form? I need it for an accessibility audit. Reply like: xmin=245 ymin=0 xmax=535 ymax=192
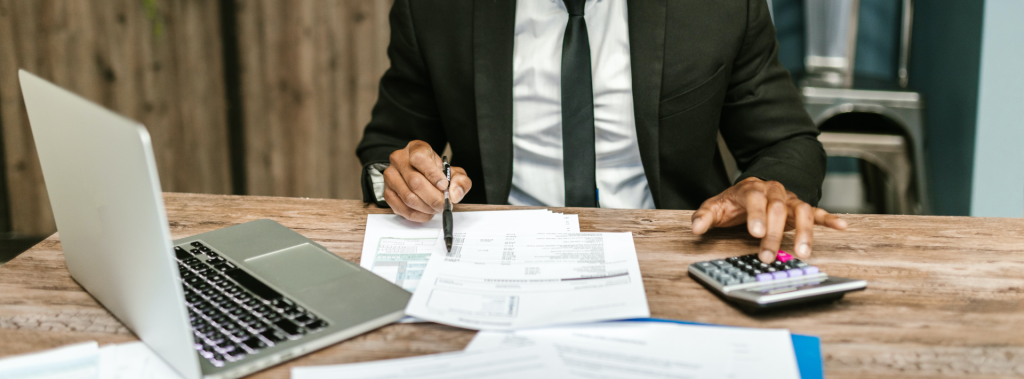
xmin=405 ymin=232 xmax=650 ymax=330
xmin=466 ymin=322 xmax=801 ymax=379
xmin=361 ymin=210 xmax=579 ymax=293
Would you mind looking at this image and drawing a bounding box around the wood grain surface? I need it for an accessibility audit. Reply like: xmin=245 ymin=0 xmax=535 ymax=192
xmin=1 ymin=192 xmax=1023 ymax=378
xmin=234 ymin=0 xmax=391 ymax=200
xmin=0 ymin=0 xmax=232 ymax=235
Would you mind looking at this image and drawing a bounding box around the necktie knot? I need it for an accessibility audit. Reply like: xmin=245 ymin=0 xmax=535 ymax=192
xmin=563 ymin=0 xmax=585 ymax=16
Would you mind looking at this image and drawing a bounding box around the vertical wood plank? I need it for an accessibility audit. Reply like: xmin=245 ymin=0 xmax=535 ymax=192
xmin=237 ymin=0 xmax=393 ymax=200
xmin=0 ymin=0 xmax=232 ymax=235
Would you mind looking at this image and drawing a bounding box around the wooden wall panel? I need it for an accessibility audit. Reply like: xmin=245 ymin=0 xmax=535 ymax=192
xmin=0 ymin=0 xmax=232 ymax=235
xmin=235 ymin=0 xmax=392 ymax=200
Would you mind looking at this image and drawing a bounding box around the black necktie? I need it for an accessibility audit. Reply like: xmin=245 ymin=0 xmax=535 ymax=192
xmin=561 ymin=0 xmax=598 ymax=207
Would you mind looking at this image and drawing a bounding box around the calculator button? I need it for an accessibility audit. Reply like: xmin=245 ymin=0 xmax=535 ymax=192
xmin=771 ymin=271 xmax=789 ymax=280
xmin=724 ymin=267 xmax=740 ymax=275
xmin=711 ymin=260 xmax=730 ymax=269
xmin=786 ymin=268 xmax=804 ymax=278
xmin=756 ymin=273 xmax=774 ymax=282
xmin=693 ymin=262 xmax=715 ymax=273
xmin=802 ymin=266 xmax=820 ymax=275
xmin=723 ymin=277 xmax=740 ymax=285
xmin=766 ymin=267 xmax=777 ymax=273
xmin=740 ymin=275 xmax=756 ymax=283
xmin=776 ymin=250 xmax=793 ymax=262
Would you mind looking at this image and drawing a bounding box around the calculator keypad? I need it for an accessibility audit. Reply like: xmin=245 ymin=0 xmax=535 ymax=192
xmin=692 ymin=251 xmax=821 ymax=286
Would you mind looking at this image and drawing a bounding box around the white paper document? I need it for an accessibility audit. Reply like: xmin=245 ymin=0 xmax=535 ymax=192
xmin=291 ymin=343 xmax=570 ymax=379
xmin=97 ymin=342 xmax=183 ymax=379
xmin=405 ymin=232 xmax=650 ymax=330
xmin=360 ymin=210 xmax=580 ymax=293
xmin=0 ymin=341 xmax=183 ymax=379
xmin=0 ymin=341 xmax=99 ymax=379
xmin=466 ymin=322 xmax=801 ymax=379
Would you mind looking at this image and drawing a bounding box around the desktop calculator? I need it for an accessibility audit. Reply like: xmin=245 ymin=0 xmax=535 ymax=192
xmin=688 ymin=251 xmax=866 ymax=312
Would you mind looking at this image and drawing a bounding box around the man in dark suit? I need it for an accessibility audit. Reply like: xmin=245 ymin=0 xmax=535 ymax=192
xmin=357 ymin=0 xmax=846 ymax=263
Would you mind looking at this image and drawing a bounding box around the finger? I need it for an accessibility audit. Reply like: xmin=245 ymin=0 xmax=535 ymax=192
xmin=408 ymin=143 xmax=448 ymax=191
xmin=813 ymin=208 xmax=848 ymax=230
xmin=691 ymin=196 xmax=723 ymax=235
xmin=385 ymin=165 xmax=439 ymax=214
xmin=759 ymin=182 xmax=788 ymax=263
xmin=792 ymin=202 xmax=814 ymax=259
xmin=384 ymin=187 xmax=432 ymax=222
xmin=449 ymin=167 xmax=472 ymax=203
xmin=743 ymin=189 xmax=768 ymax=238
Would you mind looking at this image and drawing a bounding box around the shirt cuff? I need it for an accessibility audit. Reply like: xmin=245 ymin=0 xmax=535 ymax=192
xmin=367 ymin=163 xmax=389 ymax=204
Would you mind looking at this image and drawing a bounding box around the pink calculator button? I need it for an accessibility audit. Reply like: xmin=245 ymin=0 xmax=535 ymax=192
xmin=776 ymin=250 xmax=793 ymax=262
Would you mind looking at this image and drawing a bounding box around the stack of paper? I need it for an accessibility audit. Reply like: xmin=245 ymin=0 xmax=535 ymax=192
xmin=362 ymin=209 xmax=650 ymax=329
xmin=405 ymin=232 xmax=650 ymax=330
xmin=360 ymin=210 xmax=579 ymax=293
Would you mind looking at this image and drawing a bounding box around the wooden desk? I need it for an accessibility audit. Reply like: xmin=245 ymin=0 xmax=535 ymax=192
xmin=2 ymin=193 xmax=1023 ymax=378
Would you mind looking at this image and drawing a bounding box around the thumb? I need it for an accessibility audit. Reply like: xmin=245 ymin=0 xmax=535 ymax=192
xmin=691 ymin=202 xmax=721 ymax=235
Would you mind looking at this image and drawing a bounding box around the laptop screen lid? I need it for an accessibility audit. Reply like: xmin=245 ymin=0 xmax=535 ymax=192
xmin=18 ymin=70 xmax=202 ymax=379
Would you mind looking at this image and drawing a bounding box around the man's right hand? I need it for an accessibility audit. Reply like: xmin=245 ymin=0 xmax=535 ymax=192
xmin=384 ymin=140 xmax=472 ymax=222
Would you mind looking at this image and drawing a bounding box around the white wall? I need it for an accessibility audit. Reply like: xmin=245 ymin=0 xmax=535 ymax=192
xmin=970 ymin=0 xmax=1024 ymax=217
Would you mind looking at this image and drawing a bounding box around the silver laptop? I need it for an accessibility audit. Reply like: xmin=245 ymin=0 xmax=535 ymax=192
xmin=18 ymin=70 xmax=410 ymax=379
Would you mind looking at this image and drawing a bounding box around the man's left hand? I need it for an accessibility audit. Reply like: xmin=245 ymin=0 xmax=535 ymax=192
xmin=691 ymin=177 xmax=847 ymax=263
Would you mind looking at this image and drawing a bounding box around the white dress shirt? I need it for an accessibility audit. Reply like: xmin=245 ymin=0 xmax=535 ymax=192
xmin=508 ymin=0 xmax=654 ymax=209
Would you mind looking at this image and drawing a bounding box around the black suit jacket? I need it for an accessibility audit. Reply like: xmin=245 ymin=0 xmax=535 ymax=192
xmin=357 ymin=0 xmax=825 ymax=209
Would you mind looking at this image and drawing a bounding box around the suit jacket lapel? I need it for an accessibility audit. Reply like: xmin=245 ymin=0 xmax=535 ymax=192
xmin=628 ymin=0 xmax=667 ymax=208
xmin=474 ymin=0 xmax=517 ymax=204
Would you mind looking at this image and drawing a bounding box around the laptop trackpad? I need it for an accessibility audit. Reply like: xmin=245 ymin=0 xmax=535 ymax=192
xmin=243 ymin=243 xmax=358 ymax=292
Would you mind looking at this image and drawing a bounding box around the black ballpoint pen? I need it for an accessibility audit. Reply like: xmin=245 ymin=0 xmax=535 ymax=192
xmin=442 ymin=156 xmax=453 ymax=252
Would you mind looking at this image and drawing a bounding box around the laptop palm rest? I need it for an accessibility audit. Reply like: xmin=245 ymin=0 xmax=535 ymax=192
xmin=244 ymin=244 xmax=358 ymax=292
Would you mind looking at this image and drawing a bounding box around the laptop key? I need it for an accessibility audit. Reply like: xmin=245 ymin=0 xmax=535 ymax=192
xmin=224 ymin=268 xmax=282 ymax=301
xmin=260 ymin=329 xmax=286 ymax=343
xmin=265 ymin=312 xmax=283 ymax=322
xmin=274 ymin=319 xmax=304 ymax=337
xmin=292 ymin=314 xmax=312 ymax=325
xmin=242 ymin=336 xmax=268 ymax=351
xmin=247 ymin=321 xmax=268 ymax=333
xmin=305 ymin=320 xmax=327 ymax=331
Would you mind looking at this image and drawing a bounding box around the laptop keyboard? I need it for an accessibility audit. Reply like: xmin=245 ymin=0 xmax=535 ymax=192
xmin=175 ymin=241 xmax=329 ymax=367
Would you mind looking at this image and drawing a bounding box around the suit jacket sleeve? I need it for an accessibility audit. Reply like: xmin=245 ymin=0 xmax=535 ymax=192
xmin=356 ymin=0 xmax=447 ymax=203
xmin=719 ymin=0 xmax=826 ymax=205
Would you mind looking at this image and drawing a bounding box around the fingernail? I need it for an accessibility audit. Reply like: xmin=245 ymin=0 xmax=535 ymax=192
xmin=435 ymin=179 xmax=448 ymax=191
xmin=751 ymin=220 xmax=765 ymax=236
xmin=837 ymin=219 xmax=848 ymax=229
xmin=452 ymin=186 xmax=464 ymax=203
xmin=692 ymin=217 xmax=701 ymax=228
xmin=759 ymin=250 xmax=775 ymax=263
xmin=796 ymin=243 xmax=810 ymax=258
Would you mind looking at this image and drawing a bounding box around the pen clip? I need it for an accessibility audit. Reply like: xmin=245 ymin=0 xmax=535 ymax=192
xmin=442 ymin=156 xmax=451 ymax=190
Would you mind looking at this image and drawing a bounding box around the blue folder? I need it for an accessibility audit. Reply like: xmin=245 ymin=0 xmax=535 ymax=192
xmin=625 ymin=318 xmax=823 ymax=379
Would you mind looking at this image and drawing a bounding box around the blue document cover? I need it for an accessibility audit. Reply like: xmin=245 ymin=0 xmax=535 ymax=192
xmin=626 ymin=318 xmax=823 ymax=379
